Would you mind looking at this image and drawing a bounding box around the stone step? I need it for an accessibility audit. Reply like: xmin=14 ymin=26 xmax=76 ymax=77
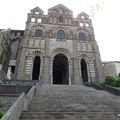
xmin=27 ymin=107 xmax=120 ymax=112
xmin=20 ymin=111 xmax=118 ymax=115
xmin=19 ymin=84 xmax=120 ymax=120
xmin=19 ymin=111 xmax=118 ymax=120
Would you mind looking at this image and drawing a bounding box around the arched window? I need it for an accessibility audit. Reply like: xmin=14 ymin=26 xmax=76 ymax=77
xmin=57 ymin=30 xmax=65 ymax=39
xmin=59 ymin=16 xmax=64 ymax=23
xmin=79 ymin=32 xmax=86 ymax=40
xmin=35 ymin=29 xmax=43 ymax=37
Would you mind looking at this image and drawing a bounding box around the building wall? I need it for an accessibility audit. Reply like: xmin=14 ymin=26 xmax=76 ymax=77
xmin=102 ymin=61 xmax=120 ymax=79
xmin=15 ymin=4 xmax=103 ymax=84
xmin=115 ymin=62 xmax=120 ymax=75
xmin=8 ymin=30 xmax=24 ymax=78
xmin=0 ymin=29 xmax=11 ymax=80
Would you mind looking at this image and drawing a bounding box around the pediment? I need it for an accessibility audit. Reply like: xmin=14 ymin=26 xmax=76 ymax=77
xmin=77 ymin=12 xmax=89 ymax=19
xmin=31 ymin=7 xmax=44 ymax=14
xmin=48 ymin=4 xmax=73 ymax=15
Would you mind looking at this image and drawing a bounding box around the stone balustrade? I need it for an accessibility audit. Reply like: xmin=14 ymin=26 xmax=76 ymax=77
xmin=1 ymin=85 xmax=36 ymax=120
xmin=3 ymin=80 xmax=39 ymax=86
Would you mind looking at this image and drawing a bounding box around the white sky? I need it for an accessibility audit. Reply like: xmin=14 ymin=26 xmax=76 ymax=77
xmin=0 ymin=0 xmax=120 ymax=61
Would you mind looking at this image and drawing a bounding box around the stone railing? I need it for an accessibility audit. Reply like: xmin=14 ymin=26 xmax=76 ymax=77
xmin=1 ymin=85 xmax=36 ymax=120
xmin=3 ymin=80 xmax=39 ymax=86
xmin=0 ymin=85 xmax=31 ymax=95
xmin=84 ymin=82 xmax=120 ymax=95
xmin=1 ymin=93 xmax=25 ymax=120
xmin=24 ymin=85 xmax=36 ymax=110
xmin=104 ymin=85 xmax=120 ymax=95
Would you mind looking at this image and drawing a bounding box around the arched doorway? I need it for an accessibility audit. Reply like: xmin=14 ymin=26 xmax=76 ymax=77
xmin=32 ymin=56 xmax=41 ymax=80
xmin=53 ymin=54 xmax=69 ymax=84
xmin=81 ymin=59 xmax=88 ymax=82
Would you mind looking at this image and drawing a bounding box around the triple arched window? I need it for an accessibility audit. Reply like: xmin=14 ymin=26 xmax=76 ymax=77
xmin=35 ymin=29 xmax=43 ymax=37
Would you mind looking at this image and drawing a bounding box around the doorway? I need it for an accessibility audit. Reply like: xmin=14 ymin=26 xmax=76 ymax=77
xmin=81 ymin=59 xmax=88 ymax=82
xmin=32 ymin=56 xmax=41 ymax=80
xmin=53 ymin=54 xmax=69 ymax=84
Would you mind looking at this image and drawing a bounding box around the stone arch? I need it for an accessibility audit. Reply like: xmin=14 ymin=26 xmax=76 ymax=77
xmin=79 ymin=54 xmax=90 ymax=82
xmin=32 ymin=49 xmax=43 ymax=57
xmin=25 ymin=50 xmax=44 ymax=80
xmin=53 ymin=26 xmax=69 ymax=38
xmin=57 ymin=30 xmax=65 ymax=39
xmin=32 ymin=50 xmax=44 ymax=80
xmin=79 ymin=54 xmax=90 ymax=60
xmin=51 ymin=48 xmax=73 ymax=60
xmin=50 ymin=48 xmax=73 ymax=84
xmin=53 ymin=53 xmax=69 ymax=84
xmin=56 ymin=28 xmax=66 ymax=39
xmin=35 ymin=29 xmax=43 ymax=37
xmin=31 ymin=24 xmax=46 ymax=37
xmin=76 ymin=28 xmax=90 ymax=40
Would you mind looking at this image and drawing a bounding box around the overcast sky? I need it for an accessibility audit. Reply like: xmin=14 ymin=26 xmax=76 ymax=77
xmin=0 ymin=0 xmax=120 ymax=61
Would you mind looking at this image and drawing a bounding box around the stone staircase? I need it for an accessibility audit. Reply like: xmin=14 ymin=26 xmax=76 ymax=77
xmin=19 ymin=84 xmax=120 ymax=120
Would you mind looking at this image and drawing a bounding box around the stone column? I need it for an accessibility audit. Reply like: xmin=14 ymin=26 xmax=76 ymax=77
xmin=42 ymin=33 xmax=51 ymax=84
xmin=94 ymin=43 xmax=103 ymax=82
xmin=95 ymin=53 xmax=103 ymax=82
xmin=72 ymin=36 xmax=81 ymax=85
xmin=71 ymin=57 xmax=81 ymax=85
xmin=42 ymin=56 xmax=50 ymax=84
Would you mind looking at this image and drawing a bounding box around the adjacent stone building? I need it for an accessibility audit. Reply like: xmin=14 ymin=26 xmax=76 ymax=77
xmin=14 ymin=4 xmax=103 ymax=84
xmin=0 ymin=29 xmax=11 ymax=80
xmin=102 ymin=61 xmax=120 ymax=78
xmin=8 ymin=30 xmax=24 ymax=78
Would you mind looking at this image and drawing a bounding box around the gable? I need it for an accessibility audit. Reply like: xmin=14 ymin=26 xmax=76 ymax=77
xmin=48 ymin=4 xmax=73 ymax=15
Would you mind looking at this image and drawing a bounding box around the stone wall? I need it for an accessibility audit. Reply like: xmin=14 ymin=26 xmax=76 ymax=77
xmin=0 ymin=85 xmax=32 ymax=94
xmin=0 ymin=96 xmax=17 ymax=111
xmin=0 ymin=68 xmax=5 ymax=81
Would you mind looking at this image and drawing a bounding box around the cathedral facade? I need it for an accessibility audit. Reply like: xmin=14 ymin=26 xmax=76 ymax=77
xmin=15 ymin=4 xmax=103 ymax=85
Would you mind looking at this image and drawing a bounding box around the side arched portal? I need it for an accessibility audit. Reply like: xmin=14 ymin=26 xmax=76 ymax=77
xmin=53 ymin=54 xmax=69 ymax=84
xmin=81 ymin=59 xmax=88 ymax=82
xmin=32 ymin=56 xmax=41 ymax=80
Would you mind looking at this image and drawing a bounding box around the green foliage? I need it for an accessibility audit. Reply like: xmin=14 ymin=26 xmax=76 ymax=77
xmin=105 ymin=76 xmax=120 ymax=87
xmin=105 ymin=76 xmax=115 ymax=86
xmin=0 ymin=108 xmax=5 ymax=118
xmin=118 ymin=73 xmax=120 ymax=77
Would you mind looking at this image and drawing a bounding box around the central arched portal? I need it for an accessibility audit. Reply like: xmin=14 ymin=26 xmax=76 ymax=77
xmin=53 ymin=54 xmax=69 ymax=85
